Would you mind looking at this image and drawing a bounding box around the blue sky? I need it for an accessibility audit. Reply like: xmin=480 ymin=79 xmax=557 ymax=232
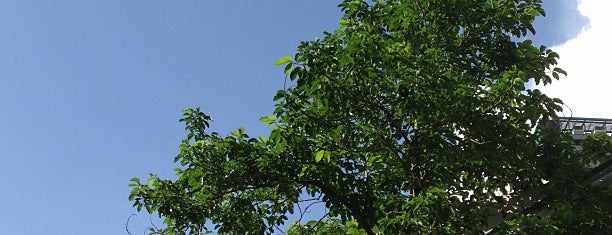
xmin=0 ymin=1 xmax=594 ymax=234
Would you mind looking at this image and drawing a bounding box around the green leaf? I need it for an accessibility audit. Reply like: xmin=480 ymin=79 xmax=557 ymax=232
xmin=552 ymin=72 xmax=559 ymax=80
xmin=146 ymin=177 xmax=155 ymax=187
xmin=174 ymin=167 xmax=184 ymax=175
xmin=284 ymin=63 xmax=293 ymax=75
xmin=273 ymin=90 xmax=287 ymax=101
xmin=228 ymin=127 xmax=247 ymax=140
xmin=289 ymin=66 xmax=300 ymax=80
xmin=553 ymin=67 xmax=567 ymax=76
xmin=315 ymin=150 xmax=325 ymax=162
xmin=274 ymin=55 xmax=292 ymax=66
xmin=258 ymin=115 xmax=276 ymax=127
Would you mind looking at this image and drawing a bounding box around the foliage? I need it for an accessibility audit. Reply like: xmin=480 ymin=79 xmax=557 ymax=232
xmin=129 ymin=0 xmax=611 ymax=234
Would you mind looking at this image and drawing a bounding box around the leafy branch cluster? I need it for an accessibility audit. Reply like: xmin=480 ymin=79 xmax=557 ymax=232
xmin=129 ymin=0 xmax=611 ymax=234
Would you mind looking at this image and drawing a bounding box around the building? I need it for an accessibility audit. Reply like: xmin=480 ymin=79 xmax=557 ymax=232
xmin=558 ymin=117 xmax=612 ymax=186
xmin=485 ymin=117 xmax=612 ymax=233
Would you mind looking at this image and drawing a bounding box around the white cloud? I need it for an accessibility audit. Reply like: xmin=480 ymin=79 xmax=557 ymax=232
xmin=538 ymin=0 xmax=612 ymax=118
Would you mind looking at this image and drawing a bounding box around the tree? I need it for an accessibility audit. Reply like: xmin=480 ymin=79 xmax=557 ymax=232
xmin=129 ymin=0 xmax=612 ymax=234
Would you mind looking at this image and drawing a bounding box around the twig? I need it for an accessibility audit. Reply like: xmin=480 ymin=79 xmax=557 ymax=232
xmin=149 ymin=214 xmax=160 ymax=231
xmin=304 ymin=210 xmax=330 ymax=235
xmin=125 ymin=214 xmax=136 ymax=235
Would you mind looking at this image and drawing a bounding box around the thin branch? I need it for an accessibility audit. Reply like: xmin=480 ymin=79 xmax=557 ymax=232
xmin=149 ymin=214 xmax=160 ymax=231
xmin=296 ymin=198 xmax=304 ymax=223
xmin=125 ymin=214 xmax=136 ymax=235
xmin=304 ymin=211 xmax=330 ymax=235
xmin=297 ymin=194 xmax=324 ymax=223
xmin=298 ymin=179 xmax=375 ymax=235
xmin=274 ymin=225 xmax=288 ymax=235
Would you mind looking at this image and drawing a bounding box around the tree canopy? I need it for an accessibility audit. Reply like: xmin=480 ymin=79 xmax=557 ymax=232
xmin=129 ymin=0 xmax=612 ymax=234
